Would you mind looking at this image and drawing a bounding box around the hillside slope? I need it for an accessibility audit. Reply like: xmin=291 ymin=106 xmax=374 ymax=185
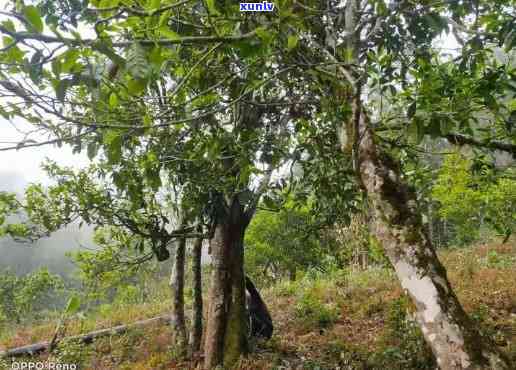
xmin=1 ymin=242 xmax=515 ymax=369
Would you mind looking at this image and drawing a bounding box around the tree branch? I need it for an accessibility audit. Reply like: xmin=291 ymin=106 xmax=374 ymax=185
xmin=244 ymin=163 xmax=274 ymax=221
xmin=0 ymin=25 xmax=258 ymax=48
xmin=444 ymin=133 xmax=516 ymax=156
xmin=375 ymin=124 xmax=516 ymax=156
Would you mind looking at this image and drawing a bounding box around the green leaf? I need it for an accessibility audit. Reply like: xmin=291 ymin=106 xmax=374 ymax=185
xmin=0 ymin=20 xmax=16 ymax=33
xmin=65 ymin=295 xmax=81 ymax=315
xmin=287 ymin=35 xmax=298 ymax=50
xmin=23 ymin=6 xmax=44 ymax=33
xmin=143 ymin=114 xmax=152 ymax=127
xmin=99 ymin=0 xmax=120 ymax=8
xmin=158 ymin=26 xmax=180 ymax=41
xmin=255 ymin=27 xmax=273 ymax=45
xmin=235 ymin=41 xmax=260 ymax=58
xmin=51 ymin=59 xmax=61 ymax=78
xmin=127 ymin=79 xmax=146 ymax=95
xmin=103 ymin=130 xmax=119 ymax=145
xmin=205 ymin=0 xmax=221 ymax=15
xmin=2 ymin=36 xmax=14 ymax=48
xmin=126 ymin=42 xmax=148 ymax=79
xmin=149 ymin=46 xmax=165 ymax=67
xmin=408 ymin=118 xmax=424 ymax=144
xmin=61 ymin=50 xmax=80 ymax=73
xmin=149 ymin=0 xmax=161 ymax=10
xmin=103 ymin=130 xmax=123 ymax=164
xmin=109 ymin=92 xmax=118 ymax=108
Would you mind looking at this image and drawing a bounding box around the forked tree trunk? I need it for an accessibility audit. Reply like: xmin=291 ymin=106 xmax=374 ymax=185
xmin=204 ymin=199 xmax=249 ymax=369
xmin=170 ymin=234 xmax=187 ymax=356
xmin=190 ymin=230 xmax=204 ymax=353
xmin=349 ymin=96 xmax=511 ymax=369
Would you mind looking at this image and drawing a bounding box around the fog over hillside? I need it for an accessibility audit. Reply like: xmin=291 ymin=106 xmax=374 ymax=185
xmin=0 ymin=130 xmax=95 ymax=277
xmin=0 ymin=222 xmax=95 ymax=277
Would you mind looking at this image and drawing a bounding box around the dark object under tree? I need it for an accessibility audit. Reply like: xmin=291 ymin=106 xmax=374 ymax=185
xmin=245 ymin=275 xmax=273 ymax=339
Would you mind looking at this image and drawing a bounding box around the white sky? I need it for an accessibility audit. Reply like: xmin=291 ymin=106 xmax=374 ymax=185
xmin=0 ymin=118 xmax=90 ymax=191
xmin=0 ymin=118 xmax=91 ymax=192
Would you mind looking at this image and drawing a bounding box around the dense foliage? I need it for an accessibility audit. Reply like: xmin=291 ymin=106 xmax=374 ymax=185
xmin=0 ymin=268 xmax=64 ymax=324
xmin=432 ymin=152 xmax=516 ymax=245
xmin=244 ymin=199 xmax=324 ymax=282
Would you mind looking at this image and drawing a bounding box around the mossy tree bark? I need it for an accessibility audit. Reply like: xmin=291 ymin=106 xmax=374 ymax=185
xmin=190 ymin=228 xmax=204 ymax=353
xmin=348 ymin=95 xmax=511 ymax=369
xmin=332 ymin=2 xmax=511 ymax=367
xmin=170 ymin=233 xmax=187 ymax=356
xmin=203 ymin=197 xmax=250 ymax=369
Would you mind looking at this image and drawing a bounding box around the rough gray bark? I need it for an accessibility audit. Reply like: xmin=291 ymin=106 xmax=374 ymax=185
xmin=203 ymin=198 xmax=249 ymax=369
xmin=170 ymin=234 xmax=187 ymax=355
xmin=203 ymin=221 xmax=230 ymax=369
xmin=329 ymin=1 xmax=511 ymax=367
xmin=190 ymin=230 xmax=204 ymax=353
xmin=0 ymin=316 xmax=171 ymax=358
xmin=349 ymin=95 xmax=511 ymax=369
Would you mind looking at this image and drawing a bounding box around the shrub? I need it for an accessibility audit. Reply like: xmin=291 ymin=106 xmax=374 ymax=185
xmin=432 ymin=153 xmax=484 ymax=245
xmin=294 ymin=291 xmax=339 ymax=329
xmin=484 ymin=250 xmax=516 ymax=269
xmin=244 ymin=199 xmax=326 ymax=282
xmin=272 ymin=279 xmax=298 ymax=297
xmin=373 ymin=296 xmax=435 ymax=369
xmin=50 ymin=339 xmax=94 ymax=368
xmin=0 ymin=268 xmax=64 ymax=324
xmin=432 ymin=153 xmax=516 ymax=246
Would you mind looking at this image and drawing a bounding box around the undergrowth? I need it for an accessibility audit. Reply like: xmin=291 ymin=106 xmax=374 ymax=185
xmin=1 ymin=242 xmax=515 ymax=369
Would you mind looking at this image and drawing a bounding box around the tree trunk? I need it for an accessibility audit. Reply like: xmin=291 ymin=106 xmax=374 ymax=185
xmin=349 ymin=96 xmax=511 ymax=369
xmin=223 ymin=221 xmax=248 ymax=367
xmin=428 ymin=200 xmax=435 ymax=247
xmin=204 ymin=199 xmax=249 ymax=369
xmin=190 ymin=230 xmax=203 ymax=353
xmin=170 ymin=234 xmax=187 ymax=356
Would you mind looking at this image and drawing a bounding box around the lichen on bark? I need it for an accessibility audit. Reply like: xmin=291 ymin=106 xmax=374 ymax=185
xmin=347 ymin=96 xmax=512 ymax=369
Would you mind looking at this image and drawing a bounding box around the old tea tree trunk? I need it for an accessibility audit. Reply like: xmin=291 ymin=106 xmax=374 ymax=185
xmin=347 ymin=95 xmax=511 ymax=369
xmin=204 ymin=196 xmax=250 ymax=369
xmin=170 ymin=233 xmax=188 ymax=356
xmin=190 ymin=227 xmax=204 ymax=353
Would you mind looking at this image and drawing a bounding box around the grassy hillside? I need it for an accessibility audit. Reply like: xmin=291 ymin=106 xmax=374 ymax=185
xmin=1 ymin=241 xmax=515 ymax=369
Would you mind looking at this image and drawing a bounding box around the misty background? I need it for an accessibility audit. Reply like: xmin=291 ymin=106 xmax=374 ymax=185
xmin=0 ymin=118 xmax=94 ymax=277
